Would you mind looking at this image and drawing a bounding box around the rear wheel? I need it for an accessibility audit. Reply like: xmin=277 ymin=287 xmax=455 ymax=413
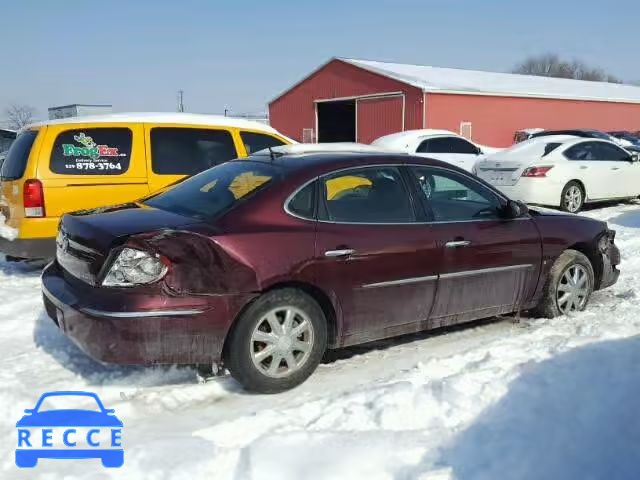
xmin=532 ymin=249 xmax=595 ymax=318
xmin=225 ymin=288 xmax=327 ymax=393
xmin=561 ymin=181 xmax=584 ymax=213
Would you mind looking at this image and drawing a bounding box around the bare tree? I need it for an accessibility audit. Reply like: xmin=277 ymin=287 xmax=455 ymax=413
xmin=4 ymin=103 xmax=36 ymax=130
xmin=512 ymin=54 xmax=621 ymax=83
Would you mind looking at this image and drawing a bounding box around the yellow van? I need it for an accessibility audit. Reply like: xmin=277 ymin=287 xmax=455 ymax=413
xmin=0 ymin=113 xmax=292 ymax=259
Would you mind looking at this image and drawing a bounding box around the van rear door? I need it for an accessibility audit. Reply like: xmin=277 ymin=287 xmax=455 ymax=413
xmin=0 ymin=128 xmax=42 ymax=227
xmin=39 ymin=123 xmax=149 ymax=220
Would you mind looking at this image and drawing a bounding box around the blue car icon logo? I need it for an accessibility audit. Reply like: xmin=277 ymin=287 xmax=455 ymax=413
xmin=16 ymin=391 xmax=123 ymax=468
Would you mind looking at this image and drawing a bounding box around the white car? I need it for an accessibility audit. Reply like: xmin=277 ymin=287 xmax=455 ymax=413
xmin=372 ymin=129 xmax=500 ymax=172
xmin=475 ymin=135 xmax=640 ymax=213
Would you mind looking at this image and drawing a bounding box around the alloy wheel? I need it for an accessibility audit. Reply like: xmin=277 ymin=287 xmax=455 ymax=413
xmin=564 ymin=186 xmax=582 ymax=213
xmin=250 ymin=306 xmax=315 ymax=378
xmin=556 ymin=264 xmax=590 ymax=313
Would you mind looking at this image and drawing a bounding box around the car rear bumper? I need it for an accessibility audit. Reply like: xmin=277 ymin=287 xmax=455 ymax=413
xmin=41 ymin=261 xmax=255 ymax=365
xmin=0 ymin=236 xmax=56 ymax=259
xmin=494 ymin=179 xmax=563 ymax=207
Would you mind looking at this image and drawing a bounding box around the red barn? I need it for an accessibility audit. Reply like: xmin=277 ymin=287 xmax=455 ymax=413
xmin=269 ymin=58 xmax=640 ymax=147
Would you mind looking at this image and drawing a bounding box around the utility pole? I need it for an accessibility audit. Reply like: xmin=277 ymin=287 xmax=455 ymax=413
xmin=177 ymin=90 xmax=184 ymax=112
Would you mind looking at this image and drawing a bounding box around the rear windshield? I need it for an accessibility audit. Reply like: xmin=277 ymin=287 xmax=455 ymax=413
xmin=0 ymin=130 xmax=38 ymax=180
xmin=144 ymin=160 xmax=281 ymax=219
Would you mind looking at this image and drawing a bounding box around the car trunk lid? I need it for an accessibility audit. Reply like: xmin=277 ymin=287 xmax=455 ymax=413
xmin=57 ymin=204 xmax=206 ymax=285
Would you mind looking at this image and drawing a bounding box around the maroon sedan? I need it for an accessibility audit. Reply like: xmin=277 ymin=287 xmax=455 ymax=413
xmin=42 ymin=146 xmax=620 ymax=392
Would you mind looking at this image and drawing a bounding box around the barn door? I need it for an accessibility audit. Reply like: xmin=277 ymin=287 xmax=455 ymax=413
xmin=356 ymin=95 xmax=404 ymax=144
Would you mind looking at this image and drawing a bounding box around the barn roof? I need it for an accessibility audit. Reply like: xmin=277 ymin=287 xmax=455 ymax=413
xmin=340 ymin=58 xmax=640 ymax=104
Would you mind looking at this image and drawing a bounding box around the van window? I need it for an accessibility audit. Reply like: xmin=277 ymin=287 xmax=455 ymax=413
xmin=151 ymin=128 xmax=238 ymax=175
xmin=50 ymin=128 xmax=132 ymax=175
xmin=240 ymin=131 xmax=286 ymax=154
xmin=0 ymin=130 xmax=38 ymax=180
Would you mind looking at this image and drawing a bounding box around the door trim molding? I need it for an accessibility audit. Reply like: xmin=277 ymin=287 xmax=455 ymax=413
xmin=440 ymin=264 xmax=533 ymax=279
xmin=360 ymin=274 xmax=438 ymax=289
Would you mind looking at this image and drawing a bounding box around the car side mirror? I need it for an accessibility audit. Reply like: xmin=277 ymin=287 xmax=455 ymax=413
xmin=503 ymin=200 xmax=528 ymax=219
xmin=105 ymin=408 xmax=115 ymax=414
xmin=24 ymin=409 xmax=34 ymax=414
xmin=476 ymin=147 xmax=483 ymax=155
xmin=630 ymin=153 xmax=640 ymax=162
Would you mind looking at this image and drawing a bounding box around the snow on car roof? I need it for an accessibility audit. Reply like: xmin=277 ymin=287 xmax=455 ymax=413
xmin=22 ymin=112 xmax=287 ymax=136
xmin=255 ymin=142 xmax=389 ymax=156
xmin=341 ymin=58 xmax=640 ymax=104
xmin=372 ymin=129 xmax=461 ymax=145
xmin=485 ymin=135 xmax=582 ymax=159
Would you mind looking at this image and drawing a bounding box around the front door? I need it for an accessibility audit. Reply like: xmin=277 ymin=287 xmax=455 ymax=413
xmin=312 ymin=165 xmax=441 ymax=346
xmin=407 ymin=165 xmax=542 ymax=325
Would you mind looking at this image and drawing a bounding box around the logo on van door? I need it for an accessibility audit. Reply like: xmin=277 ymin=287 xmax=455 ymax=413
xmin=62 ymin=133 xmax=123 ymax=161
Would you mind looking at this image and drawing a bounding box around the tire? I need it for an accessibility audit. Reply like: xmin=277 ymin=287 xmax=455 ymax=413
xmin=532 ymin=249 xmax=595 ymax=318
xmin=225 ymin=288 xmax=327 ymax=393
xmin=560 ymin=181 xmax=585 ymax=213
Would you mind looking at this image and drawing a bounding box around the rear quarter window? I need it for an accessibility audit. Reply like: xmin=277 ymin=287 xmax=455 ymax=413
xmin=0 ymin=130 xmax=38 ymax=180
xmin=50 ymin=128 xmax=132 ymax=175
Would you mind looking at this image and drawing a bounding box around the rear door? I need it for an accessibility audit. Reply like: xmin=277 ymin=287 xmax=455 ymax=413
xmin=562 ymin=141 xmax=618 ymax=200
xmin=407 ymin=165 xmax=542 ymax=324
xmin=312 ymin=164 xmax=441 ymax=345
xmin=416 ymin=136 xmax=481 ymax=172
xmin=39 ymin=123 xmax=148 ymax=218
xmin=145 ymin=125 xmax=240 ymax=193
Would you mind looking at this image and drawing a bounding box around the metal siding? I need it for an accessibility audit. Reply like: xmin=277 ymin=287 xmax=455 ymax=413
xmin=269 ymin=59 xmax=423 ymax=142
xmin=356 ymin=96 xmax=404 ymax=144
xmin=426 ymin=93 xmax=640 ymax=147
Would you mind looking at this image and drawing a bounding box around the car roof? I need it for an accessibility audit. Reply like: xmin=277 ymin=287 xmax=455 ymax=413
xmin=22 ymin=112 xmax=289 ymax=137
xmin=372 ymin=129 xmax=463 ymax=145
xmin=243 ymin=150 xmax=462 ymax=177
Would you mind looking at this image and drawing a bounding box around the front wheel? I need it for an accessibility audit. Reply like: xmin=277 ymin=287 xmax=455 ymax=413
xmin=532 ymin=249 xmax=595 ymax=318
xmin=561 ymin=181 xmax=584 ymax=213
xmin=225 ymin=288 xmax=327 ymax=393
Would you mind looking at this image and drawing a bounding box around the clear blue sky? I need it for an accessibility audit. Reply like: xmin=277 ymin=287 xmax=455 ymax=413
xmin=1 ymin=0 xmax=638 ymax=120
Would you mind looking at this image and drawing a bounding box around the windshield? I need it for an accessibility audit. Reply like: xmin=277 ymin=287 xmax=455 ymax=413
xmin=144 ymin=160 xmax=282 ymax=220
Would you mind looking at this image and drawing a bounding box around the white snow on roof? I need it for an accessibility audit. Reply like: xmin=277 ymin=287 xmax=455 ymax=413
xmin=23 ymin=112 xmax=285 ymax=135
xmin=341 ymin=58 xmax=640 ymax=104
xmin=255 ymin=142 xmax=389 ymax=156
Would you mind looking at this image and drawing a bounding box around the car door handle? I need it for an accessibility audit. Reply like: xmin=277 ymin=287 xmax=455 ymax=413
xmin=611 ymin=167 xmax=620 ymax=170
xmin=324 ymin=249 xmax=356 ymax=258
xmin=445 ymin=240 xmax=471 ymax=248
xmin=580 ymin=166 xmax=588 ymax=169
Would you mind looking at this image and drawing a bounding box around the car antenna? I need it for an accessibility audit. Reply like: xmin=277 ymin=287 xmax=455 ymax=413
xmin=268 ymin=146 xmax=276 ymax=162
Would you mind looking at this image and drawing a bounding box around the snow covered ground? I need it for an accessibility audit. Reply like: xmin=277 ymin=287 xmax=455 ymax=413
xmin=1 ymin=203 xmax=640 ymax=479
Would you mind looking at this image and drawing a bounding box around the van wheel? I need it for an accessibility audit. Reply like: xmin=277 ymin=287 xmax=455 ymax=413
xmin=561 ymin=181 xmax=584 ymax=213
xmin=532 ymin=249 xmax=595 ymax=318
xmin=225 ymin=288 xmax=327 ymax=393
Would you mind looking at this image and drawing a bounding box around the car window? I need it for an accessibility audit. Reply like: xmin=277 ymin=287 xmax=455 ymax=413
xmin=417 ymin=137 xmax=478 ymax=154
xmin=0 ymin=130 xmax=38 ymax=180
xmin=151 ymin=128 xmax=238 ymax=175
xmin=564 ymin=142 xmax=596 ymax=161
xmin=410 ymin=166 xmax=502 ymax=221
xmin=145 ymin=161 xmax=280 ymax=219
xmin=319 ymin=167 xmax=415 ymax=223
xmin=591 ymin=142 xmax=630 ymax=161
xmin=241 ymin=131 xmax=286 ymax=154
xmin=564 ymin=141 xmax=629 ymax=161
xmin=50 ymin=128 xmax=132 ymax=175
xmin=287 ymin=181 xmax=316 ymax=219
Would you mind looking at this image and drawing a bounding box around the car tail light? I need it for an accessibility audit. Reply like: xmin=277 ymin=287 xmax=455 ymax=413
xmin=102 ymin=247 xmax=169 ymax=287
xmin=23 ymin=179 xmax=45 ymax=217
xmin=522 ymin=166 xmax=553 ymax=178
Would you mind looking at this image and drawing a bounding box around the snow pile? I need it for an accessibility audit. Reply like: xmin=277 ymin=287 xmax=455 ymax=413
xmin=0 ymin=213 xmax=17 ymax=241
xmin=0 ymin=203 xmax=639 ymax=479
